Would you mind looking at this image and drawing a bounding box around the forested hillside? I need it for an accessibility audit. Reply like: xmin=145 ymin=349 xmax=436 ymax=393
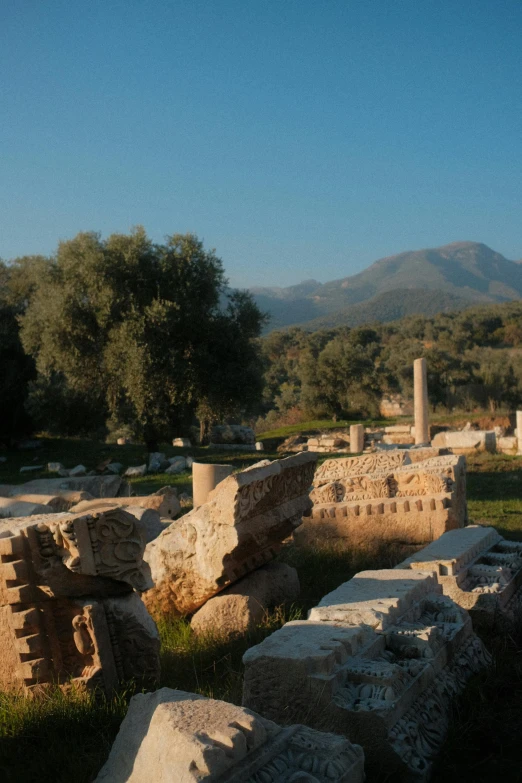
xmin=257 ymin=300 xmax=522 ymax=430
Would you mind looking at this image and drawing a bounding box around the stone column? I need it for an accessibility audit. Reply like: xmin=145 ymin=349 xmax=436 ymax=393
xmin=414 ymin=357 xmax=430 ymax=445
xmin=192 ymin=462 xmax=233 ymax=508
xmin=350 ymin=424 xmax=364 ymax=453
xmin=517 ymin=411 xmax=522 ymax=455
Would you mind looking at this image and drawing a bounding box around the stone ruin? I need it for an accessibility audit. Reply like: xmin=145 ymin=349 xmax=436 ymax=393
xmin=144 ymin=452 xmax=317 ymax=617
xmin=296 ymin=451 xmax=466 ymax=547
xmin=242 ymin=569 xmax=491 ymax=781
xmin=0 ymin=507 xmax=160 ymax=692
xmin=398 ymin=525 xmax=522 ymax=625
xmin=95 ymin=688 xmax=365 ymax=783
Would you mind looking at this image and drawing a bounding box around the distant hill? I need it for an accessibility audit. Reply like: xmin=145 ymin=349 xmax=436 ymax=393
xmin=250 ymin=242 xmax=522 ymax=332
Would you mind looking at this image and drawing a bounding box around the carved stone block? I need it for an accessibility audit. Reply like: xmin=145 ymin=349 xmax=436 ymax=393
xmin=0 ymin=507 xmax=153 ymax=597
xmin=95 ymin=688 xmax=365 ymax=782
xmin=398 ymin=525 xmax=522 ymax=624
xmin=243 ymin=569 xmax=490 ymax=781
xmin=144 ymin=453 xmax=317 ymax=616
xmin=0 ymin=591 xmax=160 ymax=693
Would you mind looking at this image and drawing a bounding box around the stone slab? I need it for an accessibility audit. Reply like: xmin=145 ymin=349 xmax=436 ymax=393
xmin=0 ymin=475 xmax=127 ymax=499
xmin=95 ymin=688 xmax=365 ymax=783
xmin=431 ymin=430 xmax=496 ymax=454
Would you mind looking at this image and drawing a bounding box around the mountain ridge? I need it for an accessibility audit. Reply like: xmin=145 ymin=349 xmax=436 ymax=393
xmin=249 ymin=241 xmax=522 ymax=332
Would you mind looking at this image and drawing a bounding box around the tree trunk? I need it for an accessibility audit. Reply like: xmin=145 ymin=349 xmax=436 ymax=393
xmin=200 ymin=418 xmax=211 ymax=446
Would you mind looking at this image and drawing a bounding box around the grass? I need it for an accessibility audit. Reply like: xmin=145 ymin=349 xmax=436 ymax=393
xmin=1 ymin=444 xmax=522 ymax=781
xmin=257 ymin=418 xmax=392 ymax=440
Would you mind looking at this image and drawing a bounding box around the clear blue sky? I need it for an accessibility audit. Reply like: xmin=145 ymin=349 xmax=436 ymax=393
xmin=1 ymin=1 xmax=521 ymax=287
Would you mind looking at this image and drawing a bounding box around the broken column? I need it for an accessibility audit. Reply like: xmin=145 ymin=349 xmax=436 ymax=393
xmin=192 ymin=462 xmax=233 ymax=508
xmin=243 ymin=569 xmax=490 ymax=781
xmin=517 ymin=411 xmax=522 ymax=455
xmin=95 ymin=688 xmax=365 ymax=783
xmin=414 ymin=357 xmax=429 ymax=445
xmin=0 ymin=508 xmax=160 ymax=692
xmin=143 ymin=452 xmax=317 ymax=617
xmin=397 ymin=524 xmax=522 ymax=625
xmin=349 ymin=424 xmax=364 ymax=453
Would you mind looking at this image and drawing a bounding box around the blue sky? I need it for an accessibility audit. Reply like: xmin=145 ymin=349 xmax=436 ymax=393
xmin=1 ymin=1 xmax=521 ymax=287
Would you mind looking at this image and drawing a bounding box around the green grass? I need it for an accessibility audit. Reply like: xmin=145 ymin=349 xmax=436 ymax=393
xmin=2 ymin=448 xmax=522 ymax=781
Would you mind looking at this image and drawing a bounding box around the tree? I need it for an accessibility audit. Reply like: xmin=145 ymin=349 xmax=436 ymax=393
xmin=21 ymin=229 xmax=266 ymax=447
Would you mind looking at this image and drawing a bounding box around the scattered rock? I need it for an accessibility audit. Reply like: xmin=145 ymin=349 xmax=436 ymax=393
xmin=178 ymin=493 xmax=192 ymax=508
xmin=125 ymin=464 xmax=148 ymax=478
xmin=172 ymin=437 xmax=191 ymax=447
xmin=117 ymin=437 xmax=129 ymax=445
xmin=185 ymin=456 xmax=194 ymax=468
xmin=165 ymin=456 xmax=187 ymax=474
xmin=47 ymin=462 xmax=65 ymax=473
xmin=69 ymin=464 xmax=87 ymax=477
xmin=148 ymin=452 xmax=169 ymax=472
xmin=107 ymin=462 xmax=123 ymax=474
xmin=210 ymin=424 xmax=255 ymax=445
xmin=255 ymin=441 xmax=264 ymax=451
xmin=19 ymin=465 xmax=43 ymax=473
xmin=191 ymin=562 xmax=300 ymax=638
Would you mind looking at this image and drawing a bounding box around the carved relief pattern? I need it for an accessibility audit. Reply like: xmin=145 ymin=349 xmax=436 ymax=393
xmin=314 ymin=452 xmax=407 ymax=485
xmin=235 ymin=462 xmax=316 ymax=521
xmin=86 ymin=514 xmax=147 ymax=591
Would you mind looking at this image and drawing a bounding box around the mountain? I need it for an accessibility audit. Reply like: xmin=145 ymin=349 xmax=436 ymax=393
xmin=250 ymin=242 xmax=522 ymax=332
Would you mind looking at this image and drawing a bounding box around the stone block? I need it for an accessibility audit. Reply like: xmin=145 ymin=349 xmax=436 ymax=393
xmin=210 ymin=424 xmax=256 ymax=445
xmin=382 ymin=434 xmax=416 ymax=445
xmin=431 ymin=430 xmax=496 ymax=454
xmin=497 ymin=436 xmax=517 ymax=454
xmin=20 ymin=466 xmax=44 ymax=473
xmin=0 ymin=507 xmax=152 ymax=599
xmin=384 ymin=425 xmax=412 ymax=434
xmin=148 ymin=453 xmax=169 ymax=473
xmin=70 ymin=487 xmax=181 ymax=521
xmin=125 ymin=464 xmax=148 ymax=478
xmin=69 ymin=464 xmax=87 ymax=477
xmin=0 ymin=591 xmax=160 ymax=693
xmin=0 ymin=475 xmax=125 ymax=499
xmin=166 ymin=456 xmax=187 ymax=474
xmin=95 ymin=688 xmax=365 ymax=783
xmin=190 ymin=562 xmax=300 ymax=637
xmin=172 ymin=438 xmax=191 ymax=447
xmin=243 ymin=569 xmax=490 ymax=781
xmin=398 ymin=525 xmax=522 ymax=625
xmin=314 ymin=452 xmax=411 ymax=485
xmin=144 ymin=453 xmax=317 ymax=616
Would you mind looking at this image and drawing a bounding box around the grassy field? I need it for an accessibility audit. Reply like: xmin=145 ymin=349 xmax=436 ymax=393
xmin=1 ymin=444 xmax=522 ymax=782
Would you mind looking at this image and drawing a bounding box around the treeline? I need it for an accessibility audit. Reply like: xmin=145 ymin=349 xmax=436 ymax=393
xmin=2 ymin=228 xmax=522 ymax=447
xmin=0 ymin=229 xmax=265 ymax=447
xmin=257 ymin=301 xmax=522 ymax=430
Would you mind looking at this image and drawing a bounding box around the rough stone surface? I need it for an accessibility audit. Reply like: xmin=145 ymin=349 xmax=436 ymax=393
xmin=0 ymin=590 xmax=160 ymax=693
xmin=243 ymin=569 xmax=491 ymax=781
xmin=172 ymin=438 xmax=191 ymax=447
xmin=166 ymin=456 xmax=187 ymax=474
xmin=431 ymin=430 xmax=496 ymax=454
xmin=149 ymin=453 xmax=169 ymax=473
xmin=398 ymin=525 xmax=522 ymax=625
xmin=69 ymin=464 xmax=87 ymax=477
xmin=95 ymin=688 xmax=365 ymax=783
xmin=0 ymin=507 xmax=153 ymax=596
xmin=190 ymin=562 xmax=300 ymax=637
xmin=144 ymin=453 xmax=317 ymax=616
xmin=70 ymin=487 xmax=181 ymax=521
xmin=47 ymin=462 xmax=65 ymax=473
xmin=0 ymin=475 xmax=125 ymax=499
xmin=20 ymin=466 xmax=44 ymax=473
xmin=124 ymin=464 xmax=148 ymax=478
xmin=0 ymin=500 xmax=52 ymax=518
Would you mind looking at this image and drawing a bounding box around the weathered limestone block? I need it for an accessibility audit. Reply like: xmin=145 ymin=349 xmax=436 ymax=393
xmin=190 ymin=562 xmax=300 ymax=637
xmin=0 ymin=500 xmax=54 ymax=518
xmin=95 ymin=688 xmax=365 ymax=783
xmin=0 ymin=492 xmax=92 ymax=516
xmin=295 ymin=494 xmax=458 ymax=547
xmin=0 ymin=475 xmax=126 ymax=499
xmin=497 ymin=436 xmax=517 ymax=454
xmin=144 ymin=453 xmax=317 ymax=616
xmin=382 ymin=433 xmax=415 ymax=445
xmin=0 ymin=591 xmax=160 ymax=693
xmin=70 ymin=486 xmax=181 ymax=521
xmin=431 ymin=430 xmax=496 ymax=454
xmin=243 ymin=569 xmax=490 ymax=781
xmin=397 ymin=525 xmax=522 ymax=624
xmin=0 ymin=507 xmax=152 ymax=597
